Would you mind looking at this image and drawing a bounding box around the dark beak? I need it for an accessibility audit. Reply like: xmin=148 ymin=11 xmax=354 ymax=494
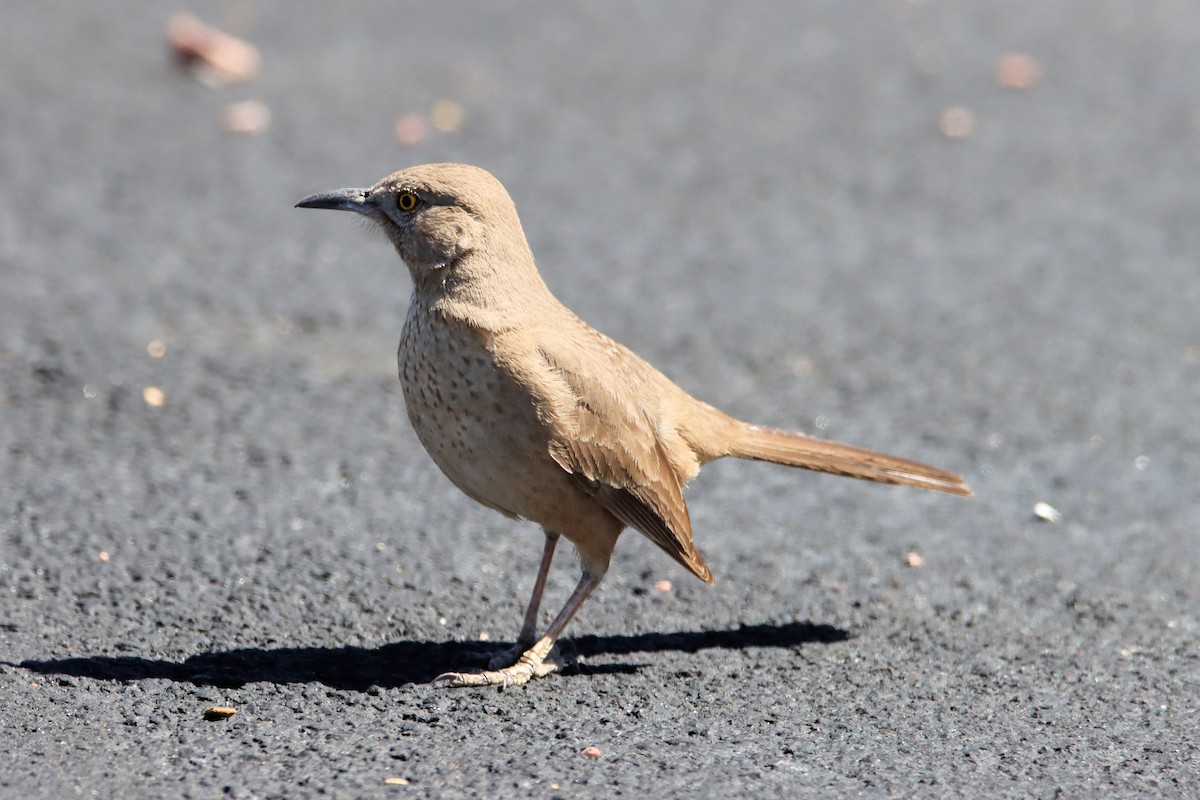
xmin=295 ymin=188 xmax=375 ymax=214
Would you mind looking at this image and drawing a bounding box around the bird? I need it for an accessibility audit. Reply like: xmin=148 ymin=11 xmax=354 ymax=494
xmin=296 ymin=163 xmax=971 ymax=688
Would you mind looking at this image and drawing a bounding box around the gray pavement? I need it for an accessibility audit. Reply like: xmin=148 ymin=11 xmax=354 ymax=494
xmin=2 ymin=2 xmax=1197 ymax=797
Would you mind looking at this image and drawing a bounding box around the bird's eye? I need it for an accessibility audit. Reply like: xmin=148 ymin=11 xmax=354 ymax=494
xmin=397 ymin=191 xmax=419 ymax=212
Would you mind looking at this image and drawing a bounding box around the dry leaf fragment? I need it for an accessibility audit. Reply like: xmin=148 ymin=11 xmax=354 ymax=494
xmin=167 ymin=12 xmax=261 ymax=85
xmin=203 ymin=706 xmax=237 ymax=721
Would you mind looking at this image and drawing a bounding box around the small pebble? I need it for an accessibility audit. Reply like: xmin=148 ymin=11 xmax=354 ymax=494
xmin=654 ymin=579 xmax=672 ymax=593
xmin=394 ymin=114 xmax=428 ymax=146
xmin=384 ymin=777 xmax=410 ymax=785
xmin=1033 ymin=501 xmax=1061 ymax=523
xmin=995 ymin=53 xmax=1042 ymax=90
xmin=938 ymin=106 xmax=976 ymax=140
xmin=143 ymin=386 xmax=166 ymax=407
xmin=904 ymin=552 xmax=925 ymax=568
xmin=221 ymin=100 xmax=271 ymax=135
xmin=582 ymin=745 xmax=602 ymax=759
xmin=430 ymin=100 xmax=464 ymax=132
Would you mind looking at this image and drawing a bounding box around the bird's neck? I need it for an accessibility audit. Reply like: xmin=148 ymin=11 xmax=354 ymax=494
xmin=408 ymin=248 xmax=562 ymax=333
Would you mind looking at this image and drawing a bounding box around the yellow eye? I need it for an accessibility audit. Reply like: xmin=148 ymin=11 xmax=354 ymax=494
xmin=397 ymin=191 xmax=419 ymax=212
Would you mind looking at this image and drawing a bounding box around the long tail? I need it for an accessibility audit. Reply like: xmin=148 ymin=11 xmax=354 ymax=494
xmin=728 ymin=423 xmax=972 ymax=496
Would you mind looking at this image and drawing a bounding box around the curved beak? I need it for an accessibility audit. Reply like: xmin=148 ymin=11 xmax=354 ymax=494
xmin=295 ymin=188 xmax=374 ymax=214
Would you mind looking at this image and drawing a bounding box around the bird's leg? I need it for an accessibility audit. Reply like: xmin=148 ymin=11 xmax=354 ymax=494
xmin=518 ymin=530 xmax=559 ymax=645
xmin=436 ymin=562 xmax=604 ymax=688
xmin=486 ymin=530 xmax=559 ymax=669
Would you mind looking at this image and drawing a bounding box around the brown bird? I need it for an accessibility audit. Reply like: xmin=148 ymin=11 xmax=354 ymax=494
xmin=296 ymin=164 xmax=971 ymax=687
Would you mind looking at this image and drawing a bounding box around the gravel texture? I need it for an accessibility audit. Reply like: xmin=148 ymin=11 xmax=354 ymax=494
xmin=2 ymin=2 xmax=1197 ymax=798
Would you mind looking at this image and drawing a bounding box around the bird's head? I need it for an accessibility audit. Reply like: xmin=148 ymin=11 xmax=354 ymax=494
xmin=297 ymin=163 xmax=529 ymax=280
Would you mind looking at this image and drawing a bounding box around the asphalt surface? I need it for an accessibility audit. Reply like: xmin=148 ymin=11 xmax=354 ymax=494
xmin=2 ymin=2 xmax=1198 ymax=798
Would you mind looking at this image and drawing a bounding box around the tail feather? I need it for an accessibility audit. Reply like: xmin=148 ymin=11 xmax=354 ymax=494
xmin=729 ymin=424 xmax=972 ymax=497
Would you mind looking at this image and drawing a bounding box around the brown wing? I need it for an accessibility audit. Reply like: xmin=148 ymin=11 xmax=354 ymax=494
xmin=536 ymin=338 xmax=715 ymax=584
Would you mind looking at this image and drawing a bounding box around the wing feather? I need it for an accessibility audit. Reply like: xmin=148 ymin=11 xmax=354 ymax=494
xmin=540 ymin=341 xmax=715 ymax=583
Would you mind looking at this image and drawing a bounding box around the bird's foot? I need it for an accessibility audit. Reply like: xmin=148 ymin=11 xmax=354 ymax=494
xmin=434 ymin=646 xmax=564 ymax=688
xmin=485 ymin=640 xmax=534 ymax=670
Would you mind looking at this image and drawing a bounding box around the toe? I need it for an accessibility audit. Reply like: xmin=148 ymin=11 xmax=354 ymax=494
xmin=431 ymin=662 xmax=547 ymax=688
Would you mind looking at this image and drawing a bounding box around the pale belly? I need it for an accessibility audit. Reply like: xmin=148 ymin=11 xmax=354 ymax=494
xmin=397 ymin=312 xmax=576 ymax=524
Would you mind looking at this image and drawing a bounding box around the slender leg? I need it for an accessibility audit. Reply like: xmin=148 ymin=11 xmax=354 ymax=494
xmin=485 ymin=530 xmax=560 ymax=669
xmin=517 ymin=530 xmax=559 ymax=646
xmin=435 ymin=564 xmax=605 ymax=688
